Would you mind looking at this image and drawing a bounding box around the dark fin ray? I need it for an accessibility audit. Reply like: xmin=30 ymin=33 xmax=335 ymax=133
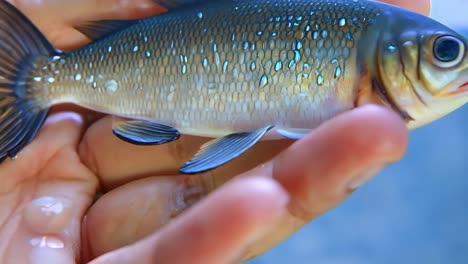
xmin=113 ymin=120 xmax=180 ymax=145
xmin=152 ymin=0 xmax=214 ymax=10
xmin=74 ymin=20 xmax=140 ymax=41
xmin=0 ymin=1 xmax=55 ymax=162
xmin=75 ymin=0 xmax=219 ymax=41
xmin=179 ymin=126 xmax=274 ymax=174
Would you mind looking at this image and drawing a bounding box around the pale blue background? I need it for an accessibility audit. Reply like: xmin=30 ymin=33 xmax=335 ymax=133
xmin=250 ymin=1 xmax=468 ymax=263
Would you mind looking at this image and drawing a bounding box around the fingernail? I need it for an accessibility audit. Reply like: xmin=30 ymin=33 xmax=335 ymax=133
xmin=348 ymin=164 xmax=385 ymax=190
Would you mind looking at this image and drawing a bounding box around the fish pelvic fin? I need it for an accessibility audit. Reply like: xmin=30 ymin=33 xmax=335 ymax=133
xmin=179 ymin=125 xmax=274 ymax=174
xmin=0 ymin=0 xmax=57 ymax=162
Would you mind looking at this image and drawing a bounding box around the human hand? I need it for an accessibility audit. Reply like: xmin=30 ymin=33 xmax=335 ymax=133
xmin=0 ymin=0 xmax=429 ymax=263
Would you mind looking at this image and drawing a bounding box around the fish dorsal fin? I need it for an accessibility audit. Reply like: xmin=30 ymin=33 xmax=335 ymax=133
xmin=153 ymin=0 xmax=216 ymax=10
xmin=113 ymin=119 xmax=180 ymax=145
xmin=75 ymin=20 xmax=140 ymax=41
xmin=75 ymin=0 xmax=219 ymax=40
xmin=179 ymin=125 xmax=274 ymax=174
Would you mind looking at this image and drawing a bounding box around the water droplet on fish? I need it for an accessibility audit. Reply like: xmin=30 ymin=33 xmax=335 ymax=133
xmin=334 ymin=66 xmax=342 ymax=79
xmin=256 ymin=31 xmax=263 ymax=36
xmin=317 ymin=74 xmax=325 ymax=86
xmin=243 ymin=41 xmax=250 ymax=50
xmin=133 ymin=45 xmax=139 ymax=52
xmin=250 ymin=61 xmax=256 ymax=71
xmin=313 ymin=31 xmax=319 ymax=40
xmin=208 ymin=82 xmax=216 ymax=89
xmin=338 ymin=18 xmax=347 ymax=26
xmin=212 ymin=43 xmax=217 ymax=52
xmin=107 ymin=46 xmax=112 ymax=53
xmin=214 ymin=53 xmax=220 ymax=67
xmin=88 ymin=62 xmax=93 ymax=69
xmin=86 ymin=75 xmax=94 ymax=83
xmin=330 ymin=58 xmax=338 ymax=64
xmin=387 ymin=45 xmax=397 ymax=53
xmin=181 ymin=65 xmax=187 ymax=74
xmin=74 ymin=73 xmax=82 ymax=81
xmin=92 ymin=82 xmax=97 ymax=89
xmin=233 ymin=67 xmax=239 ymax=77
xmin=202 ymin=57 xmax=208 ymax=68
xmin=197 ymin=11 xmax=203 ymax=19
xmin=296 ymin=16 xmax=303 ymax=21
xmin=296 ymin=40 xmax=303 ymax=50
xmin=275 ymin=60 xmax=283 ymax=71
xmin=30 ymin=236 xmax=64 ymax=249
xmin=294 ymin=50 xmax=301 ymax=62
xmin=47 ymin=77 xmax=55 ymax=83
xmin=288 ymin=60 xmax=295 ymax=69
xmin=222 ymin=61 xmax=229 ymax=73
xmin=33 ymin=77 xmax=41 ymax=82
xmin=271 ymin=32 xmax=278 ymax=37
xmin=346 ymin=32 xmax=354 ymax=41
xmin=259 ymin=74 xmax=269 ymax=88
xmin=321 ymin=30 xmax=328 ymax=38
xmin=305 ymin=25 xmax=311 ymax=32
xmin=146 ymin=50 xmax=151 ymax=57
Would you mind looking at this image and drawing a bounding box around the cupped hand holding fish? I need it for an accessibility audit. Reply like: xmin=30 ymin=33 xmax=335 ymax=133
xmin=0 ymin=0 xmax=442 ymax=263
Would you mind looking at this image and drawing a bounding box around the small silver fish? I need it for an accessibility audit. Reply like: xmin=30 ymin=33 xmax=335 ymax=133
xmin=0 ymin=0 xmax=467 ymax=173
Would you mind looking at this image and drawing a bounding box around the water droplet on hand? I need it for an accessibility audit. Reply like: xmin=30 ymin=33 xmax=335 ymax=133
xmin=30 ymin=236 xmax=64 ymax=249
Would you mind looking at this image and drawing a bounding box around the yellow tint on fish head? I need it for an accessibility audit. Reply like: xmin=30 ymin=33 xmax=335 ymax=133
xmin=377 ymin=24 xmax=468 ymax=129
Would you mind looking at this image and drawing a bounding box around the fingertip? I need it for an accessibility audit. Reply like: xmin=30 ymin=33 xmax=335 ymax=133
xmin=270 ymin=105 xmax=408 ymax=220
xmin=334 ymin=105 xmax=409 ymax=162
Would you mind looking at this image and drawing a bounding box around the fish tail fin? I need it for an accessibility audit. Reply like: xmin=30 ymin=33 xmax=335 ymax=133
xmin=0 ymin=0 xmax=57 ymax=161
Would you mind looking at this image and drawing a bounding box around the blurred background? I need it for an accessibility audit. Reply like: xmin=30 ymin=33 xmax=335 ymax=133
xmin=250 ymin=0 xmax=468 ymax=263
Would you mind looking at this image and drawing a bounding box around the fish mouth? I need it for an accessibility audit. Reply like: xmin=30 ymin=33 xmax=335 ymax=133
xmin=433 ymin=77 xmax=468 ymax=98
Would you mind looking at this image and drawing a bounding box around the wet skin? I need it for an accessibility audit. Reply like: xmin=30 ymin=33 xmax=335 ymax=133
xmin=0 ymin=0 xmax=428 ymax=263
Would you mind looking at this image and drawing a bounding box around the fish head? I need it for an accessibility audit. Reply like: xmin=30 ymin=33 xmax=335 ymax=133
xmin=374 ymin=15 xmax=468 ymax=129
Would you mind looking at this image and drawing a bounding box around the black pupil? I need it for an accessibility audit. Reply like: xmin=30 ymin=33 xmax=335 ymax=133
xmin=434 ymin=36 xmax=461 ymax=63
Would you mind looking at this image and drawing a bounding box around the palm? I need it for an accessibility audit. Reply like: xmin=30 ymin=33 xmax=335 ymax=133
xmin=0 ymin=0 xmax=429 ymax=263
xmin=0 ymin=113 xmax=96 ymax=262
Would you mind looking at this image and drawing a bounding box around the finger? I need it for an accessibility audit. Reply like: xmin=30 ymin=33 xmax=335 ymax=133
xmin=87 ymin=177 xmax=288 ymax=264
xmin=239 ymin=105 xmax=408 ymax=258
xmin=79 ymin=116 xmax=292 ymax=190
xmin=382 ymin=0 xmax=431 ymax=15
xmin=0 ymin=113 xmax=98 ymax=263
xmin=82 ymin=105 xmax=407 ymax=260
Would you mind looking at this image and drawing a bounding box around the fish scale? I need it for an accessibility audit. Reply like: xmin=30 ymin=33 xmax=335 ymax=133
xmin=1 ymin=0 xmax=467 ymax=174
xmin=31 ymin=0 xmax=377 ymax=136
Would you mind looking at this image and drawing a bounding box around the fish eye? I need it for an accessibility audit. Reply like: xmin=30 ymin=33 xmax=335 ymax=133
xmin=433 ymin=35 xmax=465 ymax=67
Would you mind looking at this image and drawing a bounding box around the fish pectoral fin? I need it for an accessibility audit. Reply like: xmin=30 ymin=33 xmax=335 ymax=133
xmin=112 ymin=120 xmax=180 ymax=145
xmin=276 ymin=128 xmax=312 ymax=140
xmin=179 ymin=125 xmax=274 ymax=174
xmin=75 ymin=20 xmax=140 ymax=41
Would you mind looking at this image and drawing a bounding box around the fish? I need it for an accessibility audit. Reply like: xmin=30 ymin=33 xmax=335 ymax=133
xmin=0 ymin=0 xmax=467 ymax=174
